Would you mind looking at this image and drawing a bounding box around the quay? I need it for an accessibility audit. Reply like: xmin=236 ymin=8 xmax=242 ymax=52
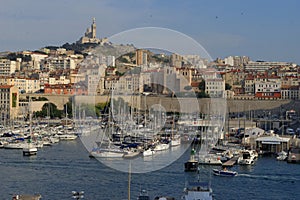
xmin=222 ymin=156 xmax=239 ymax=167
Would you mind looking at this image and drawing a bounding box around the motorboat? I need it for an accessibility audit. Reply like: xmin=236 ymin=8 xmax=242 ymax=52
xmin=212 ymin=168 xmax=237 ymax=177
xmin=276 ymin=151 xmax=288 ymax=161
xmin=182 ymin=182 xmax=213 ymax=200
xmin=154 ymin=142 xmax=170 ymax=151
xmin=143 ymin=148 xmax=156 ymax=157
xmin=137 ymin=189 xmax=150 ymax=200
xmin=238 ymin=150 xmax=256 ymax=165
xmin=184 ymin=148 xmax=198 ymax=172
xmin=23 ymin=143 xmax=38 ymax=156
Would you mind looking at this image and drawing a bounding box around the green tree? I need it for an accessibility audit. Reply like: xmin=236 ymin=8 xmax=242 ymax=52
xmin=34 ymin=103 xmax=63 ymax=119
xmin=225 ymin=83 xmax=232 ymax=90
xmin=198 ymin=80 xmax=205 ymax=91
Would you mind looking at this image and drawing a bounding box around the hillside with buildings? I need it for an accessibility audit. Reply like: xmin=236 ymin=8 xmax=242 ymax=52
xmin=0 ymin=18 xmax=300 ymax=123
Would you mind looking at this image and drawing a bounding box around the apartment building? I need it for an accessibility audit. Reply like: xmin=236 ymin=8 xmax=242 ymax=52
xmin=0 ymin=59 xmax=17 ymax=76
xmin=0 ymin=85 xmax=19 ymax=121
xmin=205 ymin=78 xmax=225 ymax=98
xmin=41 ymin=56 xmax=76 ymax=71
xmin=0 ymin=77 xmax=40 ymax=93
xmin=255 ymin=81 xmax=281 ymax=99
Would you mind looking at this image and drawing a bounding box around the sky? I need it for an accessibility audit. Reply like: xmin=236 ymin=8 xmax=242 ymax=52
xmin=0 ymin=0 xmax=299 ymax=64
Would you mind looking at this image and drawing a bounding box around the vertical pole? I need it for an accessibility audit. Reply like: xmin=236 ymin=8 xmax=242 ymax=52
xmin=128 ymin=160 xmax=131 ymax=200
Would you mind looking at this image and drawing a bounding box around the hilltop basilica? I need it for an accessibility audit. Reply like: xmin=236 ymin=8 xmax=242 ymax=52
xmin=77 ymin=18 xmax=108 ymax=44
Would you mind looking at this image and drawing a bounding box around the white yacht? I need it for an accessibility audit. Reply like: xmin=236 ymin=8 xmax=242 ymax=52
xmin=238 ymin=150 xmax=256 ymax=165
xmin=23 ymin=143 xmax=38 ymax=156
xmin=154 ymin=142 xmax=170 ymax=151
xmin=4 ymin=141 xmax=27 ymax=149
xmin=143 ymin=148 xmax=156 ymax=157
xmin=89 ymin=148 xmax=125 ymax=158
xmin=276 ymin=151 xmax=288 ymax=161
xmin=170 ymin=135 xmax=181 ymax=147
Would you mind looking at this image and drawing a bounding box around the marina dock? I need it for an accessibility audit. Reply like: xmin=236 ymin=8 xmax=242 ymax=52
xmin=222 ymin=156 xmax=239 ymax=167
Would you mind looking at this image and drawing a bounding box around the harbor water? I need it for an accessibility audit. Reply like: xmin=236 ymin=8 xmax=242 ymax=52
xmin=0 ymin=139 xmax=299 ymax=200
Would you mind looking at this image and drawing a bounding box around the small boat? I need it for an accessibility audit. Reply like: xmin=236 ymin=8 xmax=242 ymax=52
xmin=137 ymin=189 xmax=150 ymax=200
xmin=237 ymin=150 xmax=255 ymax=165
xmin=212 ymin=168 xmax=237 ymax=177
xmin=154 ymin=142 xmax=170 ymax=151
xmin=276 ymin=151 xmax=288 ymax=161
xmin=143 ymin=148 xmax=156 ymax=157
xmin=184 ymin=148 xmax=198 ymax=172
xmin=23 ymin=145 xmax=38 ymax=156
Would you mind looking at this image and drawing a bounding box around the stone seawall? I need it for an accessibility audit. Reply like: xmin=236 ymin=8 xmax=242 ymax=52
xmin=21 ymin=94 xmax=299 ymax=115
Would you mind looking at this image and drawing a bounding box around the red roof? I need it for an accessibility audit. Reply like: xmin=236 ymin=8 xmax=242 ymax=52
xmin=0 ymin=85 xmax=13 ymax=89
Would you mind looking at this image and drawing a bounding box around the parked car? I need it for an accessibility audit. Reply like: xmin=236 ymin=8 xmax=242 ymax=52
xmin=286 ymin=128 xmax=295 ymax=135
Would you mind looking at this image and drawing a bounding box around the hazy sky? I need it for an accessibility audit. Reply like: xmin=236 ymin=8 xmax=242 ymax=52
xmin=0 ymin=0 xmax=299 ymax=63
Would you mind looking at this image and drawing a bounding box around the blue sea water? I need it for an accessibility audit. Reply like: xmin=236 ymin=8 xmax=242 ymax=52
xmin=0 ymin=139 xmax=299 ymax=200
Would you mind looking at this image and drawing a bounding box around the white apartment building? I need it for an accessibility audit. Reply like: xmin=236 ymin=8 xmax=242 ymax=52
xmin=205 ymin=78 xmax=225 ymax=98
xmin=281 ymin=77 xmax=300 ymax=99
xmin=0 ymin=77 xmax=40 ymax=93
xmin=245 ymin=61 xmax=293 ymax=72
xmin=41 ymin=56 xmax=76 ymax=71
xmin=48 ymin=76 xmax=70 ymax=85
xmin=255 ymin=81 xmax=281 ymax=99
xmin=22 ymin=51 xmax=48 ymax=70
xmin=281 ymin=86 xmax=299 ymax=100
xmin=0 ymin=59 xmax=16 ymax=76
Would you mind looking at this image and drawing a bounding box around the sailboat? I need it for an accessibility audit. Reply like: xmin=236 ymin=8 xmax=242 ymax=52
xmin=23 ymin=98 xmax=38 ymax=156
xmin=170 ymin=122 xmax=181 ymax=147
xmin=89 ymin=90 xmax=126 ymax=158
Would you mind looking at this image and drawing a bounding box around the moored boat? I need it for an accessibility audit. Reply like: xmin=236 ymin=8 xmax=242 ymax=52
xmin=212 ymin=168 xmax=237 ymax=177
xmin=143 ymin=148 xmax=156 ymax=157
xmin=23 ymin=143 xmax=38 ymax=156
xmin=137 ymin=189 xmax=150 ymax=200
xmin=184 ymin=148 xmax=198 ymax=172
xmin=238 ymin=150 xmax=256 ymax=165
xmin=276 ymin=151 xmax=288 ymax=161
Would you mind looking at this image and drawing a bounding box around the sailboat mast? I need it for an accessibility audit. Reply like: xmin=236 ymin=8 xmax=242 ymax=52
xmin=128 ymin=160 xmax=131 ymax=200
